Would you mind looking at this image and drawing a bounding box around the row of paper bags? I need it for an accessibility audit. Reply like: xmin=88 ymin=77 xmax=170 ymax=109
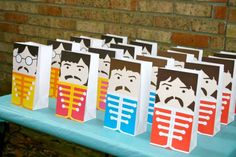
xmin=11 ymin=34 xmax=236 ymax=153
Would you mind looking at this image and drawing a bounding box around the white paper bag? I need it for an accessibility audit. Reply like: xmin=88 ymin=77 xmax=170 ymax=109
xmin=104 ymin=58 xmax=152 ymax=136
xmin=56 ymin=51 xmax=99 ymax=122
xmin=11 ymin=42 xmax=52 ymax=110
xmin=150 ymin=68 xmax=202 ymax=153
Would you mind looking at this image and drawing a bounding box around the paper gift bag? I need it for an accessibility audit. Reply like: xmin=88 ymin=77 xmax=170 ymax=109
xmin=47 ymin=40 xmax=80 ymax=98
xmin=101 ymin=34 xmax=128 ymax=48
xmin=56 ymin=50 xmax=99 ymax=122
xmin=158 ymin=51 xmax=194 ymax=68
xmin=88 ymin=47 xmax=123 ymax=111
xmin=150 ymin=68 xmax=202 ymax=153
xmin=110 ymin=43 xmax=142 ymax=59
xmin=202 ymin=57 xmax=236 ymax=125
xmin=136 ymin=55 xmax=175 ymax=124
xmin=70 ymin=36 xmax=104 ymax=52
xmin=185 ymin=62 xmax=224 ymax=136
xmin=104 ymin=58 xmax=152 ymax=136
xmin=12 ymin=42 xmax=52 ymax=110
xmin=130 ymin=40 xmax=158 ymax=56
xmin=169 ymin=46 xmax=203 ymax=61
xmin=214 ymin=52 xmax=236 ymax=115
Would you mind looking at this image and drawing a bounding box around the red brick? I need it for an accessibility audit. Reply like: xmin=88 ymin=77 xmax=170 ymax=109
xmin=229 ymin=8 xmax=236 ymax=22
xmin=0 ymin=23 xmax=19 ymax=33
xmin=171 ymin=32 xmax=210 ymax=48
xmin=4 ymin=12 xmax=28 ymax=24
xmin=110 ymin=0 xmax=138 ymax=11
xmin=38 ymin=5 xmax=62 ymax=16
xmin=218 ymin=22 xmax=225 ymax=34
xmin=214 ymin=6 xmax=227 ymax=19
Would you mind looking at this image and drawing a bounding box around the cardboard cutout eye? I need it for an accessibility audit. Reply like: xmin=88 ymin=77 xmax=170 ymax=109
xmin=182 ymin=90 xmax=186 ymax=93
xmin=78 ymin=68 xmax=81 ymax=71
xmin=206 ymin=80 xmax=208 ymax=83
xmin=25 ymin=56 xmax=33 ymax=65
xmin=166 ymin=87 xmax=169 ymax=90
xmin=105 ymin=63 xmax=108 ymax=66
xmin=130 ymin=79 xmax=134 ymax=82
xmin=16 ymin=54 xmax=22 ymax=63
xmin=117 ymin=76 xmax=120 ymax=79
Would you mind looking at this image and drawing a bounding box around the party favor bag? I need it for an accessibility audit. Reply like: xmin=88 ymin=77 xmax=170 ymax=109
xmin=150 ymin=68 xmax=202 ymax=153
xmin=214 ymin=52 xmax=236 ymax=114
xmin=130 ymin=40 xmax=158 ymax=56
xmin=136 ymin=55 xmax=175 ymax=124
xmin=56 ymin=51 xmax=99 ymax=122
xmin=110 ymin=43 xmax=142 ymax=59
xmin=202 ymin=57 xmax=236 ymax=125
xmin=88 ymin=47 xmax=123 ymax=111
xmin=101 ymin=34 xmax=128 ymax=48
xmin=185 ymin=62 xmax=224 ymax=136
xmin=104 ymin=58 xmax=152 ymax=136
xmin=12 ymin=42 xmax=52 ymax=110
xmin=47 ymin=40 xmax=80 ymax=98
xmin=158 ymin=51 xmax=194 ymax=68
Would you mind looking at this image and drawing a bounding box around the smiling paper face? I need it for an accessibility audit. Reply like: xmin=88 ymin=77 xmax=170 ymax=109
xmin=60 ymin=51 xmax=90 ymax=86
xmin=13 ymin=44 xmax=38 ymax=76
xmin=108 ymin=59 xmax=141 ymax=98
xmin=156 ymin=69 xmax=197 ymax=113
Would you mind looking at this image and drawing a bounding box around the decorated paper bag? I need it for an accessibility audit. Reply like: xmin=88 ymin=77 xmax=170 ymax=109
xmin=214 ymin=52 xmax=236 ymax=114
xmin=158 ymin=51 xmax=194 ymax=68
xmin=101 ymin=34 xmax=128 ymax=48
xmin=70 ymin=36 xmax=104 ymax=52
xmin=56 ymin=51 xmax=99 ymax=122
xmin=12 ymin=42 xmax=52 ymax=110
xmin=150 ymin=68 xmax=202 ymax=153
xmin=169 ymin=46 xmax=203 ymax=61
xmin=136 ymin=55 xmax=175 ymax=124
xmin=104 ymin=58 xmax=152 ymax=136
xmin=110 ymin=43 xmax=142 ymax=59
xmin=202 ymin=57 xmax=236 ymax=125
xmin=47 ymin=40 xmax=80 ymax=98
xmin=185 ymin=62 xmax=224 ymax=136
xmin=88 ymin=47 xmax=123 ymax=111
xmin=130 ymin=40 xmax=158 ymax=56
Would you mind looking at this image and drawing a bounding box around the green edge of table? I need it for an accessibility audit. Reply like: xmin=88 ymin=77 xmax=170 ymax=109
xmin=0 ymin=95 xmax=236 ymax=157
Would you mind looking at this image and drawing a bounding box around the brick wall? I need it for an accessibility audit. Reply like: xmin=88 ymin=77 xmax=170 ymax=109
xmin=0 ymin=0 xmax=236 ymax=95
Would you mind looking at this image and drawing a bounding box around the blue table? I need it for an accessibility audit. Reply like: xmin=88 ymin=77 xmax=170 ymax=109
xmin=0 ymin=94 xmax=236 ymax=157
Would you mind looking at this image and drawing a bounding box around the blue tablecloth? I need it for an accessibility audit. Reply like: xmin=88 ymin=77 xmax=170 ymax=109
xmin=0 ymin=94 xmax=236 ymax=157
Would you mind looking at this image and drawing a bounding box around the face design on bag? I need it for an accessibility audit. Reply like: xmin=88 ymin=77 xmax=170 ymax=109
xmin=60 ymin=53 xmax=90 ymax=86
xmin=150 ymin=66 xmax=158 ymax=91
xmin=13 ymin=44 xmax=38 ymax=76
xmin=99 ymin=54 xmax=111 ymax=79
xmin=102 ymin=36 xmax=123 ymax=48
xmin=108 ymin=64 xmax=141 ymax=98
xmin=200 ymin=70 xmax=217 ymax=99
xmin=156 ymin=75 xmax=196 ymax=113
xmin=142 ymin=46 xmax=151 ymax=55
xmin=79 ymin=39 xmax=90 ymax=52
xmin=51 ymin=43 xmax=65 ymax=69
xmin=223 ymin=71 xmax=232 ymax=92
xmin=123 ymin=50 xmax=133 ymax=59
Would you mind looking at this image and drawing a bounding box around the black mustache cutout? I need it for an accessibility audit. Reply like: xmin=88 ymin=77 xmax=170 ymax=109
xmin=65 ymin=75 xmax=82 ymax=81
xmin=151 ymin=81 xmax=156 ymax=86
xmin=18 ymin=66 xmax=29 ymax=73
xmin=52 ymin=61 xmax=61 ymax=65
xmin=115 ymin=86 xmax=131 ymax=93
xmin=100 ymin=70 xmax=108 ymax=76
xmin=164 ymin=96 xmax=184 ymax=108
xmin=201 ymin=88 xmax=207 ymax=96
